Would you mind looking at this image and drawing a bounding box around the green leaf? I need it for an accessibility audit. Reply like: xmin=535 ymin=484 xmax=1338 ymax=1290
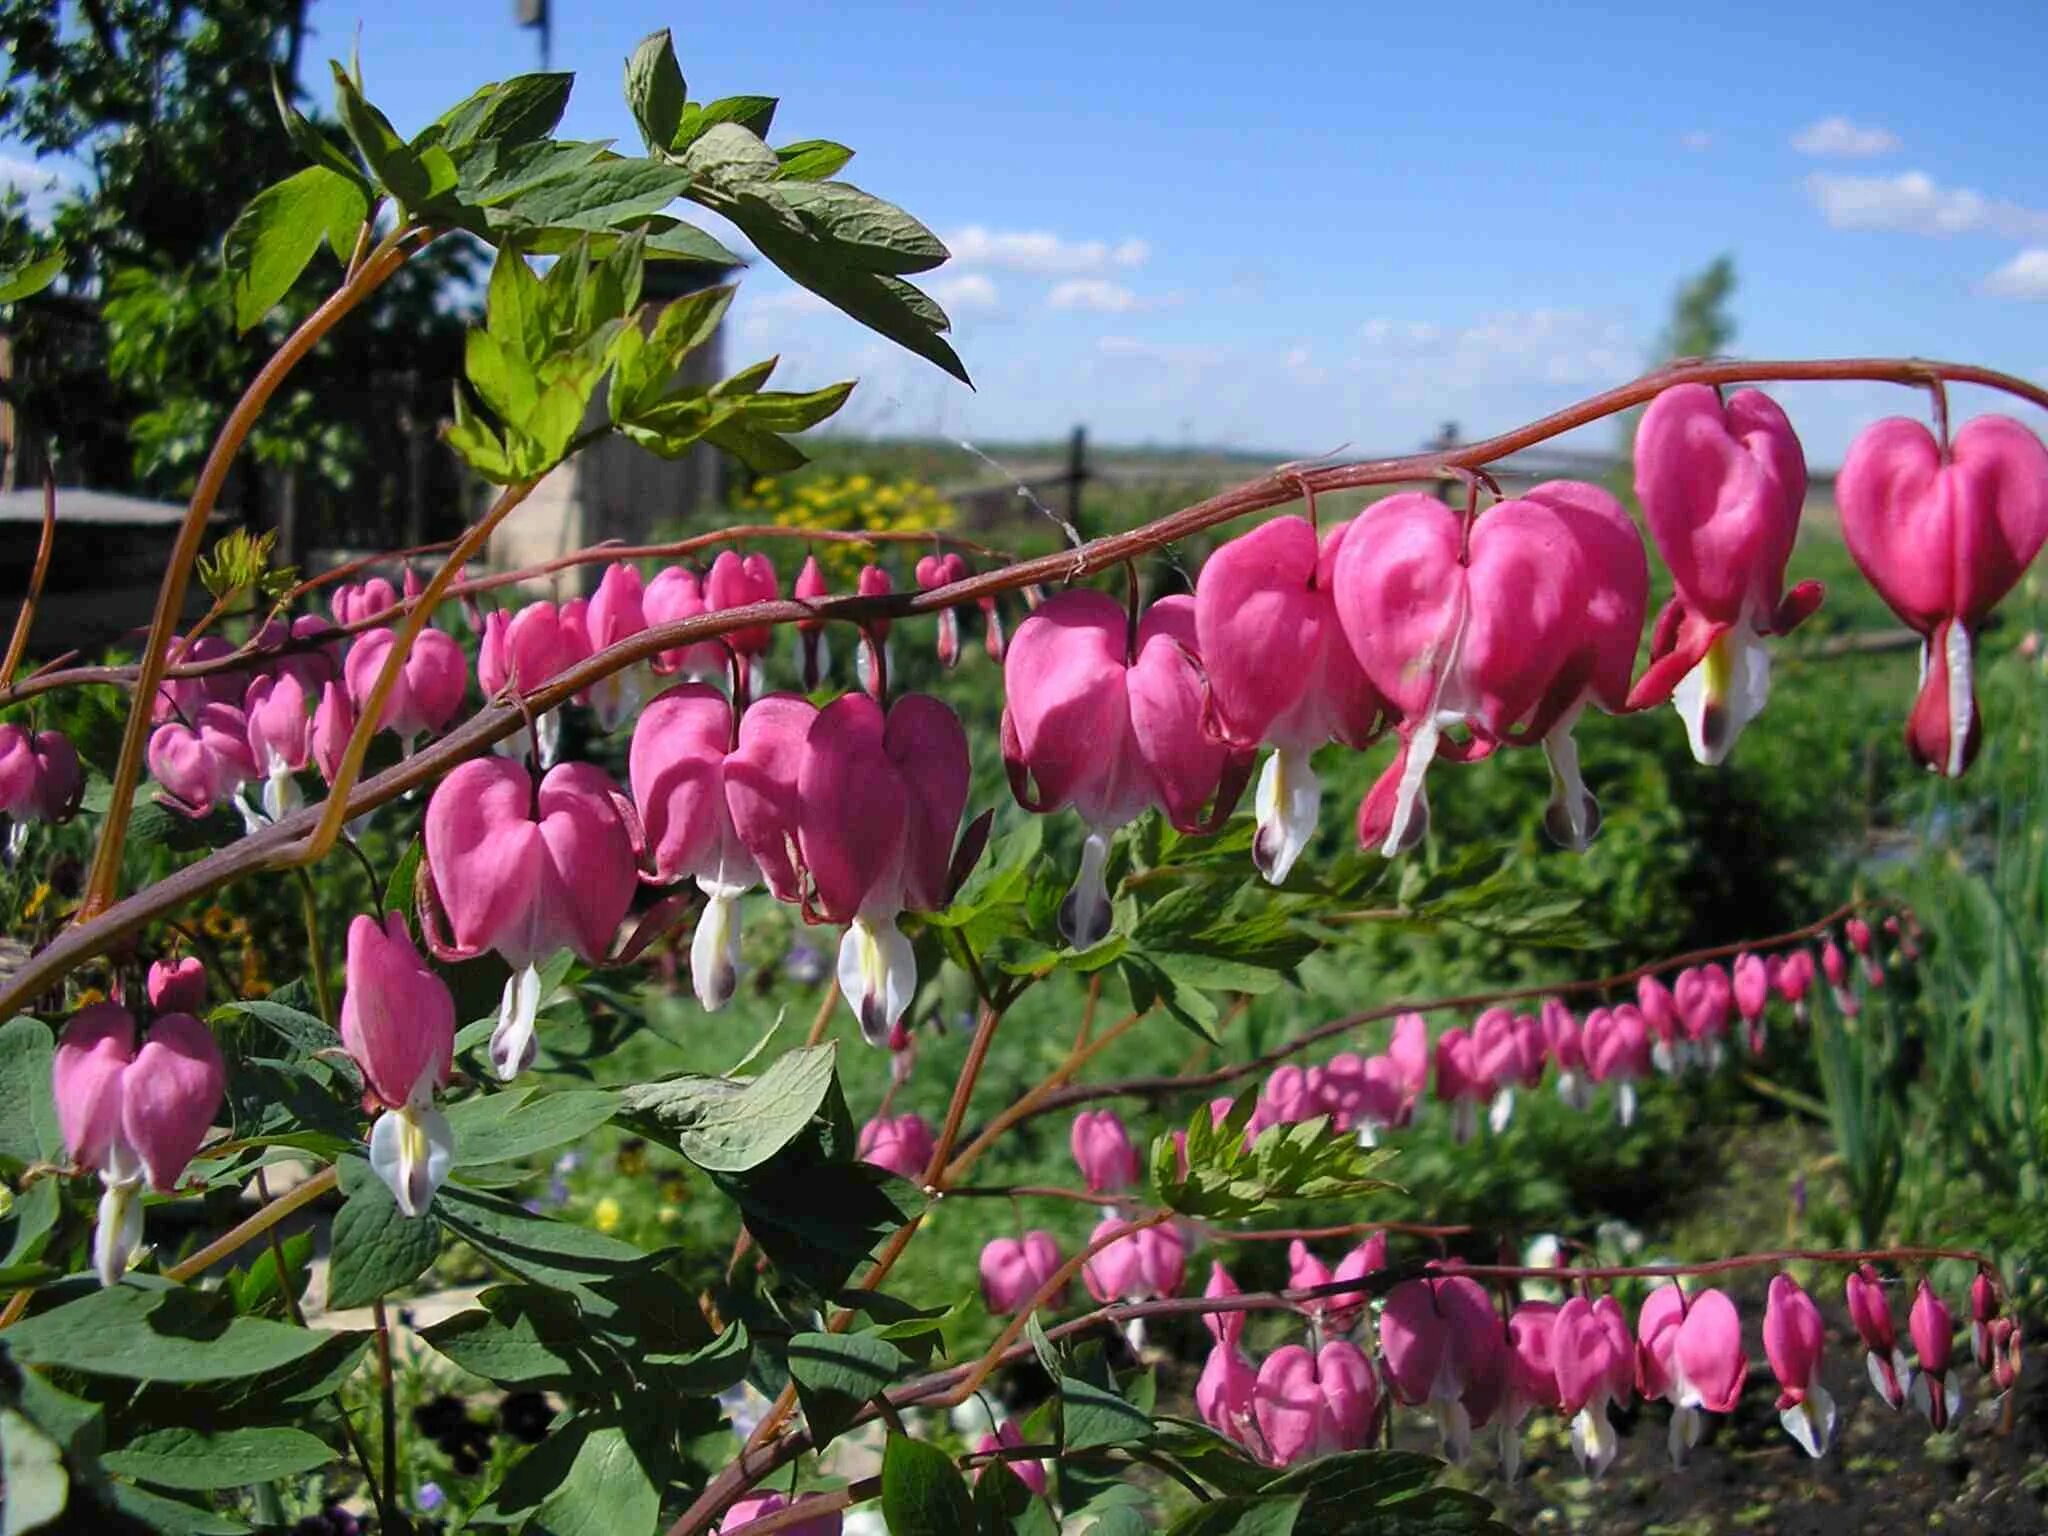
xmin=329 ymin=63 xmax=431 ymax=210
xmin=626 ymin=31 xmax=687 ymax=154
xmin=382 ymin=837 xmax=423 ymax=933
xmin=437 ymin=73 xmax=574 ymax=155
xmin=435 ymin=1183 xmax=646 ymax=1303
xmin=882 ymin=1431 xmax=974 ymax=1536
xmin=0 ymin=252 xmax=64 ymax=305
xmin=1258 ymin=1451 xmax=1461 ymax=1534
xmin=718 ymin=1161 xmax=914 ymax=1300
xmin=1164 ymin=1495 xmax=1304 ymax=1536
xmin=212 ymin=998 xmax=332 ymax=1059
xmin=3 ymin=1285 xmax=340 ymax=1382
xmin=0 ymin=1017 xmax=62 ymax=1164
xmin=619 ymin=1044 xmax=838 ymax=1173
xmin=271 ymin=67 xmax=371 ymax=188
xmin=325 ymin=1154 xmax=439 ymax=1309
xmin=0 ymin=1180 xmax=59 ymax=1271
xmin=500 ymin=157 xmax=694 ymax=234
xmin=786 ymin=1330 xmax=907 ymax=1452
xmin=447 ymin=1087 xmax=617 ymax=1169
xmin=485 ymin=243 xmax=550 ymax=364
xmin=479 ymin=1409 xmax=668 ymax=1536
xmin=1059 ymin=1375 xmax=1152 ymax=1453
xmin=0 ymin=1406 xmax=67 ymax=1535
xmin=226 ymin=1228 xmax=314 ymax=1319
xmin=680 ymin=122 xmax=781 ymax=191
xmin=702 ymin=415 xmax=810 ymax=474
xmin=776 ymin=140 xmax=855 ymax=181
xmin=102 ymin=1425 xmax=332 ymax=1490
xmin=465 ymin=327 xmax=541 ymax=427
xmin=466 ymin=137 xmax=613 ymax=207
xmin=739 ymin=381 xmax=857 ymax=433
xmin=222 ymin=166 xmax=368 ymax=332
xmin=421 ymin=1285 xmax=614 ymax=1390
xmin=109 ymin=1484 xmax=252 ymax=1535
xmin=776 ymin=181 xmax=948 ymax=274
xmin=675 ymin=95 xmax=779 ymax=149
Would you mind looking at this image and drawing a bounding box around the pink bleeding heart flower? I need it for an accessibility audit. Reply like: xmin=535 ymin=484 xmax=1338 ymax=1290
xmin=1385 ymin=1012 xmax=1430 ymax=1116
xmin=979 ymin=588 xmax=1006 ymax=662
xmin=1674 ymin=963 xmax=1733 ymax=1067
xmin=1971 ymin=1272 xmax=2001 ymax=1372
xmin=1989 ymin=1318 xmax=2022 ymax=1395
xmin=0 ymin=725 xmax=83 ymax=850
xmin=1846 ymin=916 xmax=1886 ymax=988
xmin=1002 ymin=590 xmax=1248 ymax=945
xmin=1769 ymin=949 xmax=1816 ymax=1022
xmin=250 ymin=614 xmax=341 ymax=695
xmin=1253 ymin=1340 xmax=1380 ymax=1467
xmin=854 ymin=564 xmax=895 ymax=698
xmin=1204 ymin=1260 xmax=1243 ymax=1348
xmin=55 ymin=1003 xmax=225 ymax=1284
xmin=1732 ymin=952 xmax=1770 ymax=1054
xmin=980 ymin=1231 xmax=1064 ymax=1313
xmin=1070 ymin=1109 xmax=1140 ymax=1195
xmin=724 ymin=694 xmax=820 ymax=906
xmin=479 ymin=602 xmax=578 ymax=767
xmin=312 ymin=680 xmax=355 ymax=787
xmin=331 ymin=577 xmax=399 ymax=627
xmin=1082 ymin=1216 xmax=1185 ymax=1303
xmin=1197 ymin=1341 xmax=1260 ymax=1450
xmin=147 ymin=702 xmax=258 ymax=821
xmin=1473 ymin=1007 xmax=1546 ymax=1133
xmin=1250 ymin=1063 xmax=1318 ymax=1138
xmin=146 ymin=958 xmax=207 ymax=1016
xmin=797 ymin=692 xmax=970 ymax=1044
xmin=916 ymin=552 xmax=971 ymax=670
xmin=1908 ymin=1280 xmax=1961 ymax=1430
xmin=1581 ymin=1004 xmax=1651 ymax=1126
xmin=1636 ymin=974 xmax=1683 ymax=1074
xmin=343 ymin=626 xmax=467 ymax=751
xmin=1380 ymin=1275 xmax=1509 ymax=1463
xmin=1334 ymin=482 xmax=1647 ymax=857
xmin=1630 ymin=384 xmax=1823 ymax=764
xmin=705 ymin=550 xmax=780 ymax=666
xmin=1553 ymin=1295 xmax=1634 ymax=1478
xmin=793 ymin=556 xmax=832 ymax=688
xmin=1287 ymin=1236 xmax=1382 ymax=1336
xmin=1542 ymin=998 xmax=1594 ymax=1111
xmin=1838 ymin=414 xmax=2048 ymax=777
xmin=340 ymin=913 xmax=457 ymax=1217
xmin=1764 ymin=1274 xmax=1836 ymax=1458
xmin=1433 ymin=1027 xmax=1485 ymax=1144
xmin=423 ymin=758 xmax=639 ymax=1080
xmin=716 ymin=1491 xmax=840 ymax=1536
xmin=973 ymin=1420 xmax=1046 ymax=1498
xmin=644 ymin=566 xmax=729 ymax=679
xmin=243 ymin=672 xmax=312 ymax=824
xmin=1194 ymin=515 xmax=1391 ymax=882
xmin=630 ymin=683 xmax=770 ymax=1012
xmin=856 ymin=1112 xmax=935 ymax=1182
xmin=1636 ymin=1284 xmax=1748 ymax=1467
xmin=1497 ymin=1300 xmax=1559 ymax=1481
xmin=150 ymin=633 xmax=242 ymax=724
xmin=1845 ymin=1264 xmax=1914 ymax=1411
xmin=575 ymin=563 xmax=650 ymax=732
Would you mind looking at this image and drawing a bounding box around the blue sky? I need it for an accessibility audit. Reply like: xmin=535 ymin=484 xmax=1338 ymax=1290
xmin=11 ymin=0 xmax=2047 ymax=462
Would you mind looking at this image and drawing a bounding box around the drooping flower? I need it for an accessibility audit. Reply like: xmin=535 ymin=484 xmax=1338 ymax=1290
xmin=1732 ymin=952 xmax=1769 ymax=1054
xmin=1542 ymin=998 xmax=1594 ymax=1111
xmin=1629 ymin=384 xmax=1822 ymax=764
xmin=1846 ymin=916 xmax=1886 ymax=988
xmin=1581 ymin=1004 xmax=1651 ymax=1127
xmin=147 ymin=703 xmax=258 ymax=821
xmin=1253 ymin=1341 xmax=1380 ymax=1466
xmin=1472 ymin=1006 xmax=1545 ymax=1133
xmin=1082 ymin=1216 xmax=1185 ymax=1303
xmin=795 ymin=693 xmax=971 ymax=1044
xmin=1070 ymin=1109 xmax=1140 ymax=1195
xmin=1204 ymin=1260 xmax=1243 ymax=1348
xmin=1332 ymin=482 xmax=1647 ymax=856
xmin=854 ymin=563 xmax=894 ymax=698
xmin=793 ymin=555 xmax=832 ymax=688
xmin=1002 ymin=590 xmax=1247 ymax=946
xmin=1637 ymin=1283 xmax=1748 ymax=1467
xmin=243 ymin=672 xmax=312 ymax=823
xmin=1971 ymin=1271 xmax=2001 ymax=1372
xmin=576 ymin=563 xmax=651 ymax=732
xmin=916 ymin=552 xmax=971 ymax=670
xmin=1763 ymin=1274 xmax=1836 ymax=1458
xmin=973 ymin=1420 xmax=1047 ymax=1497
xmin=331 ymin=577 xmax=399 ymax=627
xmin=1673 ymin=963 xmax=1733 ymax=1068
xmin=343 ymin=626 xmax=468 ymax=752
xmin=855 ymin=1112 xmax=935 ymax=1182
xmin=0 ymin=725 xmax=82 ymax=853
xmin=1432 ymin=1027 xmax=1486 ymax=1144
xmin=422 ymin=759 xmax=639 ymax=1080
xmin=1554 ymin=1295 xmax=1635 ymax=1477
xmin=1379 ymin=1275 xmax=1509 ymax=1463
xmin=1285 ymin=1235 xmax=1382 ymax=1336
xmin=643 ymin=565 xmax=728 ymax=679
xmin=1908 ymin=1280 xmax=1961 ymax=1430
xmin=1769 ymin=948 xmax=1816 ymax=1022
xmin=1821 ymin=937 xmax=1859 ymax=1017
xmin=340 ymin=914 xmax=457 ymax=1217
xmin=1844 ymin=1264 xmax=1913 ymax=1411
xmin=1193 ymin=514 xmax=1389 ymax=882
xmin=1197 ymin=1341 xmax=1259 ymax=1451
xmin=54 ymin=1004 xmax=225 ymax=1284
xmin=980 ymin=1231 xmax=1063 ymax=1313
xmin=1498 ymin=1300 xmax=1559 ymax=1481
xmin=1837 ymin=414 xmax=2048 ymax=777
xmin=1637 ymin=973 xmax=1684 ymax=1074
xmin=146 ymin=957 xmax=208 ymax=1016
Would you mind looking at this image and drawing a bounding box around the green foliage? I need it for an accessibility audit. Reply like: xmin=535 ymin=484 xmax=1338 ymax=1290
xmin=882 ymin=1431 xmax=976 ymax=1536
xmin=1153 ymin=1092 xmax=1395 ymax=1220
xmin=1658 ymin=254 xmax=1738 ymax=361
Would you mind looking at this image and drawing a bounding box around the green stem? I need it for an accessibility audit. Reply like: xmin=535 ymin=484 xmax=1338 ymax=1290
xmin=373 ymin=1298 xmax=403 ymax=1531
xmin=293 ymin=867 xmax=335 ymax=1029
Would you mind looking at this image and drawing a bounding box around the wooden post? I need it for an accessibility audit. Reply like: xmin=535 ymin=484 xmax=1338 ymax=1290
xmin=1064 ymin=425 xmax=1087 ymax=538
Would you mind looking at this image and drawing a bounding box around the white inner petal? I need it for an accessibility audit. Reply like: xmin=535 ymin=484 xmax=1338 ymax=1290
xmin=369 ymin=1103 xmax=455 ymax=1218
xmin=1058 ymin=828 xmax=1115 ymax=948
xmin=1253 ymin=745 xmax=1321 ymax=885
xmin=1540 ymin=716 xmax=1601 ymax=852
xmin=1944 ymin=621 xmax=1974 ymax=778
xmin=838 ymin=914 xmax=917 ymax=1046
xmin=1672 ymin=625 xmax=1772 ymax=767
xmin=93 ymin=1174 xmax=144 ymax=1288
xmin=691 ymin=888 xmax=745 ymax=1013
xmin=491 ymin=962 xmax=544 ymax=1081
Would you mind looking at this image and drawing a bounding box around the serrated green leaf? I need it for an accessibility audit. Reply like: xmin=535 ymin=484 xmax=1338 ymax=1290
xmin=102 ymin=1425 xmax=333 ymax=1491
xmin=221 ymin=165 xmax=367 ymax=332
xmin=786 ymin=1330 xmax=907 ymax=1452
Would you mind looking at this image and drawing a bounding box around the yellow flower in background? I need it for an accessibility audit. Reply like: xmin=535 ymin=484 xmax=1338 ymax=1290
xmin=744 ymin=471 xmax=958 ymax=583
xmin=592 ymin=1196 xmax=623 ymax=1234
xmin=22 ymin=882 xmax=50 ymax=920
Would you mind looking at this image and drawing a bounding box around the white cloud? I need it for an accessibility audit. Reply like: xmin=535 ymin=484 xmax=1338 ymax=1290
xmin=1807 ymin=171 xmax=2048 ymax=240
xmin=1680 ymin=130 xmax=1714 ymax=152
xmin=1792 ymin=116 xmax=1902 ymax=158
xmin=926 ymin=272 xmax=1001 ymax=313
xmin=1096 ymin=334 xmax=1226 ymax=370
xmin=1351 ymin=309 xmax=1635 ymax=401
xmin=1982 ymin=249 xmax=2048 ymax=300
xmin=1048 ymin=278 xmax=1142 ymax=313
xmin=0 ymin=154 xmax=69 ymax=226
xmin=943 ymin=225 xmax=1149 ymax=275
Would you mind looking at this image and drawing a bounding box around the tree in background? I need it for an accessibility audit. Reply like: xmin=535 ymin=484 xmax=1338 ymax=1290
xmin=0 ymin=0 xmax=476 ymax=552
xmin=1658 ymin=253 xmax=1737 ymax=361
